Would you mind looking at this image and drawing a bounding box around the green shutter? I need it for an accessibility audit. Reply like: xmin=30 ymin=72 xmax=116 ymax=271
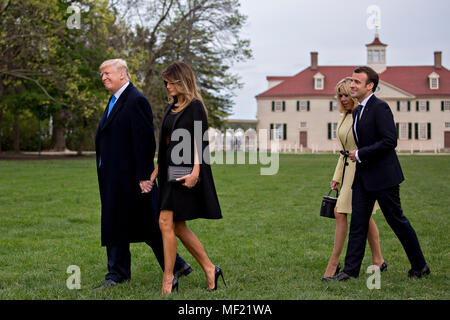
xmin=307 ymin=101 xmax=310 ymax=111
xmin=408 ymin=123 xmax=412 ymax=140
xmin=414 ymin=123 xmax=418 ymax=139
xmin=396 ymin=123 xmax=399 ymax=139
xmin=408 ymin=101 xmax=411 ymax=111
xmin=283 ymin=124 xmax=287 ymax=140
xmin=427 ymin=123 xmax=431 ymax=139
xmin=426 ymin=101 xmax=430 ymax=111
xmin=442 ymin=101 xmax=445 ymax=111
xmin=297 ymin=101 xmax=299 ymax=111
xmin=330 ymin=101 xmax=333 ymax=112
xmin=282 ymin=101 xmax=286 ymax=112
xmin=416 ymin=101 xmax=419 ymax=111
xmin=272 ymin=101 xmax=275 ymax=112
xmin=327 ymin=123 xmax=331 ymax=140
xmin=270 ymin=123 xmax=273 ymax=140
xmin=397 ymin=101 xmax=400 ymax=111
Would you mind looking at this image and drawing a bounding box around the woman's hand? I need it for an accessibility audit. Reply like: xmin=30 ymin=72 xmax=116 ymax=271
xmin=177 ymin=173 xmax=199 ymax=188
xmin=330 ymin=180 xmax=339 ymax=190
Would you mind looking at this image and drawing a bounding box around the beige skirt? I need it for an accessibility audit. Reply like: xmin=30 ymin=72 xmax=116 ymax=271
xmin=335 ymin=161 xmax=379 ymax=214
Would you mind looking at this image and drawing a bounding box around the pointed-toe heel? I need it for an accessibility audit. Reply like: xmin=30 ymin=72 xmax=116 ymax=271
xmin=172 ymin=277 xmax=179 ymax=293
xmin=335 ymin=263 xmax=341 ymax=276
xmin=207 ymin=265 xmax=226 ymax=292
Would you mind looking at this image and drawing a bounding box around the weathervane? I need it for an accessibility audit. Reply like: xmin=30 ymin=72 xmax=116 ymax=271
xmin=366 ymin=5 xmax=381 ymax=31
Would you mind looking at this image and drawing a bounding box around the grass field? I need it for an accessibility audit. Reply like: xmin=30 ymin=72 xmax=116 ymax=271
xmin=0 ymin=154 xmax=448 ymax=300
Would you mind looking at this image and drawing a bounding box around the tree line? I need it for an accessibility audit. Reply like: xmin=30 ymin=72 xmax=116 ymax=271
xmin=0 ymin=0 xmax=251 ymax=153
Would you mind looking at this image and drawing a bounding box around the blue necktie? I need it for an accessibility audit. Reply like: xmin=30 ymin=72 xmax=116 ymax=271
xmin=107 ymin=95 xmax=117 ymax=118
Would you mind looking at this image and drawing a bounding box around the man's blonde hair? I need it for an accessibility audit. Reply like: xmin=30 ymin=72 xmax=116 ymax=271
xmin=100 ymin=59 xmax=131 ymax=81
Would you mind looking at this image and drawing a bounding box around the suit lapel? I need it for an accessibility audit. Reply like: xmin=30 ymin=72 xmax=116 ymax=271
xmin=101 ymin=82 xmax=133 ymax=132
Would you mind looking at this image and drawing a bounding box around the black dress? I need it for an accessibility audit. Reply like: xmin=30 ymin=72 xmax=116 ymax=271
xmin=158 ymin=100 xmax=222 ymax=222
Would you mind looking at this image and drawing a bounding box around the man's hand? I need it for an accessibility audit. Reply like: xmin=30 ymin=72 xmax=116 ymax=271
xmin=139 ymin=180 xmax=153 ymax=193
xmin=349 ymin=150 xmax=358 ymax=162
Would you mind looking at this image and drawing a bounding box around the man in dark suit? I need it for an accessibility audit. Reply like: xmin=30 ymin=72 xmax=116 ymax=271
xmin=95 ymin=59 xmax=192 ymax=289
xmin=331 ymin=66 xmax=430 ymax=281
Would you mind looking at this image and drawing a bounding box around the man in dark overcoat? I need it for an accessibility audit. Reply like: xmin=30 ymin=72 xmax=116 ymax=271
xmin=95 ymin=59 xmax=192 ymax=289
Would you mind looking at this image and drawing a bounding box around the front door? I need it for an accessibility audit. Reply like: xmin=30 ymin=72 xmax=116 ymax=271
xmin=445 ymin=131 xmax=450 ymax=149
xmin=299 ymin=131 xmax=307 ymax=148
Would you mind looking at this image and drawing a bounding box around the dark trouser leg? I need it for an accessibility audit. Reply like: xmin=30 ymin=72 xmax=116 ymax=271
xmin=106 ymin=243 xmax=131 ymax=282
xmin=145 ymin=233 xmax=188 ymax=273
xmin=343 ymin=181 xmax=376 ymax=277
xmin=376 ymin=185 xmax=426 ymax=270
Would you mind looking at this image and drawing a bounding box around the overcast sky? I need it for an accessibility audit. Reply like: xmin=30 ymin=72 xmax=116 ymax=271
xmin=228 ymin=0 xmax=450 ymax=120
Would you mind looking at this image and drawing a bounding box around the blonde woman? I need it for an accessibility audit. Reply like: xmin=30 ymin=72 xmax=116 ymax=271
xmin=322 ymin=77 xmax=387 ymax=280
xmin=149 ymin=61 xmax=224 ymax=295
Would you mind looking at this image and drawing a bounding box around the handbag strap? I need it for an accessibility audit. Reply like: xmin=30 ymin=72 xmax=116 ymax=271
xmin=339 ymin=150 xmax=349 ymax=188
xmin=327 ymin=188 xmax=338 ymax=197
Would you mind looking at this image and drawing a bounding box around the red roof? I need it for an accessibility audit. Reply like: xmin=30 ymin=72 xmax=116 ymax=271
xmin=366 ymin=35 xmax=387 ymax=47
xmin=256 ymin=65 xmax=450 ymax=98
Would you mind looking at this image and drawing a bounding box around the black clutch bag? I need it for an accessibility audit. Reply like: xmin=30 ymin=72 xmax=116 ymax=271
xmin=168 ymin=166 xmax=200 ymax=183
xmin=320 ymin=189 xmax=338 ymax=219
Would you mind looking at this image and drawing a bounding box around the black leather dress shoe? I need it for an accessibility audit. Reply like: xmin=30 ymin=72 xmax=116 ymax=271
xmin=93 ymin=279 xmax=117 ymax=290
xmin=323 ymin=272 xmax=354 ymax=281
xmin=408 ymin=264 xmax=431 ymax=279
xmin=379 ymin=261 xmax=388 ymax=272
xmin=174 ymin=263 xmax=193 ymax=279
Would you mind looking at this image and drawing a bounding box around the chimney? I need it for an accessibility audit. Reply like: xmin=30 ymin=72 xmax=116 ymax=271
xmin=311 ymin=52 xmax=318 ymax=70
xmin=434 ymin=51 xmax=442 ymax=69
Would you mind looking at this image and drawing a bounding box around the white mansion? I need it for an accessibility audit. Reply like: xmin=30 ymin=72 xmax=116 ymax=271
xmin=255 ymin=34 xmax=450 ymax=152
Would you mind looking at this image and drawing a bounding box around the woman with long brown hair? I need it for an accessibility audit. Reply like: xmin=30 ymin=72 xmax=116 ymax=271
xmin=149 ymin=61 xmax=224 ymax=295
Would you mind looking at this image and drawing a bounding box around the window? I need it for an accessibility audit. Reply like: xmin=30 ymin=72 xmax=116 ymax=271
xmin=327 ymin=122 xmax=338 ymax=140
xmin=396 ymin=122 xmax=412 ymax=140
xmin=373 ymin=50 xmax=380 ymax=62
xmin=397 ymin=101 xmax=410 ymax=112
xmin=416 ymin=100 xmax=429 ymax=112
xmin=270 ymin=123 xmax=287 ymax=140
xmin=297 ymin=100 xmax=310 ymax=112
xmin=313 ymin=72 xmax=324 ymax=90
xmin=414 ymin=123 xmax=431 ymax=140
xmin=442 ymin=101 xmax=450 ymax=111
xmin=445 ymin=122 xmax=450 ymax=128
xmin=430 ymin=78 xmax=439 ymax=89
xmin=299 ymin=122 xmax=307 ymax=129
xmin=329 ymin=101 xmax=338 ymax=112
xmin=419 ymin=123 xmax=427 ymax=140
xmin=272 ymin=101 xmax=285 ymax=112
xmin=315 ymin=78 xmax=323 ymax=90
xmin=428 ymin=72 xmax=440 ymax=90
xmin=368 ymin=50 xmax=373 ymax=63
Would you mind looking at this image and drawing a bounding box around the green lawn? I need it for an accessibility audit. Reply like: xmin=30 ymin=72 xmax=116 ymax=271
xmin=0 ymin=154 xmax=448 ymax=300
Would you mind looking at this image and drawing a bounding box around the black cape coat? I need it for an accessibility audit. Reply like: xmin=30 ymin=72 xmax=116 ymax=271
xmin=95 ymin=82 xmax=160 ymax=246
xmin=157 ymin=99 xmax=222 ymax=221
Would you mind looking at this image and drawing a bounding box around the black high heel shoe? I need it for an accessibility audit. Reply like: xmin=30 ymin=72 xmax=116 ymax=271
xmin=207 ymin=265 xmax=226 ymax=292
xmin=172 ymin=277 xmax=179 ymax=293
xmin=322 ymin=262 xmax=341 ymax=281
